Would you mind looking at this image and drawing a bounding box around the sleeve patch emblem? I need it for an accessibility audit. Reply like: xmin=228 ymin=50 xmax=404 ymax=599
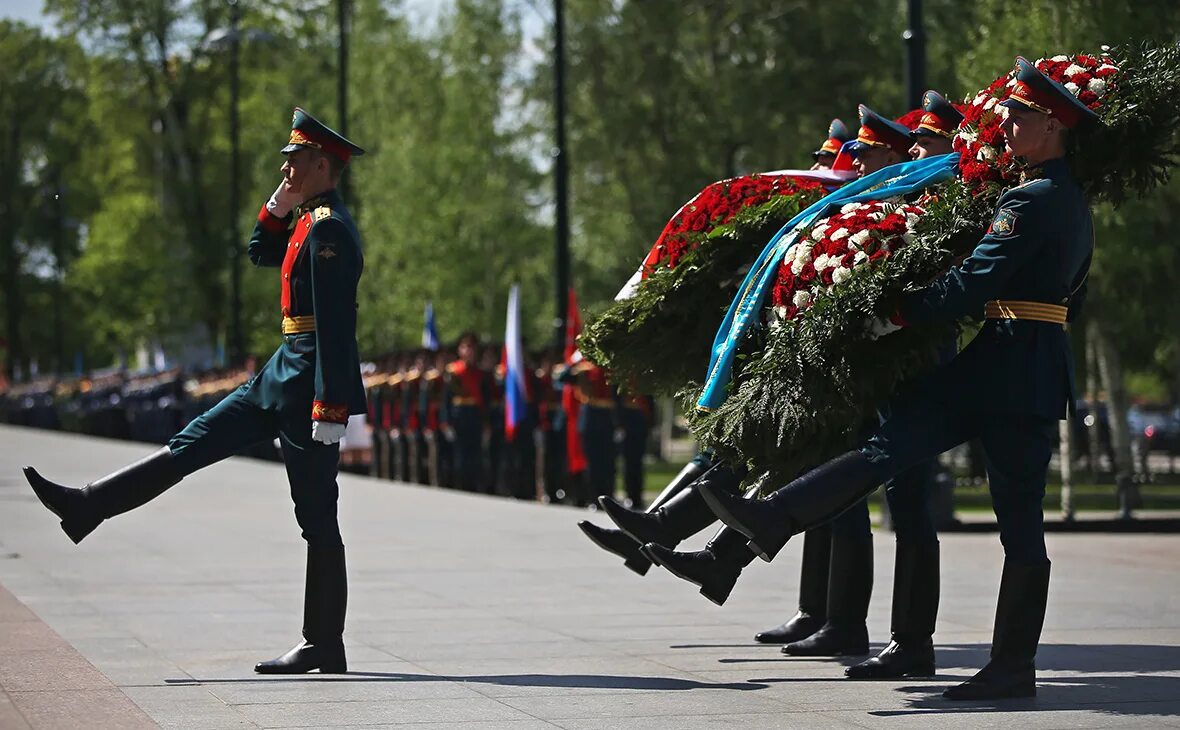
xmin=317 ymin=245 xmax=337 ymax=260
xmin=989 ymin=209 xmax=1017 ymax=236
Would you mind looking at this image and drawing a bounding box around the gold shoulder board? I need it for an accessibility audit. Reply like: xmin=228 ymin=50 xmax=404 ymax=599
xmin=313 ymin=206 xmax=332 ymax=222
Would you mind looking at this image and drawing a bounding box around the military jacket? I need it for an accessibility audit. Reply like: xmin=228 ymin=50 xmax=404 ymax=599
xmin=899 ymin=157 xmax=1092 ymax=419
xmin=243 ymin=188 xmax=367 ymax=424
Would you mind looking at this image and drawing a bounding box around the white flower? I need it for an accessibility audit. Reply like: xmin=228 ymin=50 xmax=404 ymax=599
xmin=773 ymin=305 xmax=788 ymax=321
xmin=794 ymin=244 xmax=812 ymax=264
xmin=1064 ymin=81 xmax=1080 ymax=96
xmin=1088 ymin=77 xmax=1106 ymax=94
xmin=958 ymin=130 xmax=977 ymax=145
xmin=984 ymin=97 xmax=997 ymax=110
xmin=1051 ymin=54 xmax=1069 ymax=63
xmin=1064 ymin=63 xmax=1086 ymax=77
xmin=905 ymin=212 xmax=921 ymax=228
xmin=1098 ymin=63 xmax=1119 ymax=74
xmin=854 ymin=251 xmax=869 ymax=266
xmin=973 ymin=92 xmax=988 ymax=106
xmin=840 ymin=202 xmax=863 ymax=214
xmin=850 ymin=229 xmax=872 ymax=249
xmin=783 ymin=247 xmax=797 ymax=264
xmin=831 ymin=228 xmax=850 ymax=241
xmin=813 ymin=253 xmax=831 ymax=271
xmin=811 ymin=224 xmax=829 ymax=241
xmin=977 ymin=145 xmax=997 ymax=161
xmin=832 ymin=266 xmax=852 ymax=285
xmin=1006 ymin=77 xmax=1018 ymax=88
xmin=791 ymin=259 xmax=804 ymax=275
xmin=792 ymin=290 xmax=812 ymax=307
xmin=869 ymin=211 xmax=886 ymax=223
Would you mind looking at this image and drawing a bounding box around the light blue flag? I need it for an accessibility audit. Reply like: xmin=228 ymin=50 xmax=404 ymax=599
xmin=697 ymin=153 xmax=960 ymax=410
xmin=422 ymin=301 xmax=440 ymax=351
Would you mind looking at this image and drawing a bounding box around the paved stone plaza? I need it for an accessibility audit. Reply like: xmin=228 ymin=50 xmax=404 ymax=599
xmin=1 ymin=424 xmax=1178 ymax=729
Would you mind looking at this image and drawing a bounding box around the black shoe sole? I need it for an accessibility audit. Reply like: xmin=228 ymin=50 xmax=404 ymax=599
xmin=577 ymin=521 xmax=651 ymax=576
xmin=942 ymin=682 xmax=1035 ymax=700
xmin=642 ymin=545 xmax=733 ymax=606
xmin=845 ymin=663 xmax=936 ymax=679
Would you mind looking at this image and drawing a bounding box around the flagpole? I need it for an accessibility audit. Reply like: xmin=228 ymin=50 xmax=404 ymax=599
xmin=552 ymin=0 xmax=570 ymax=355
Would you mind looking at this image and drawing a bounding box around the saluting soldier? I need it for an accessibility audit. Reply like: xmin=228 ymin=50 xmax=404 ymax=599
xmin=699 ymin=57 xmax=1096 ymax=700
xmin=23 ymin=108 xmax=367 ymax=675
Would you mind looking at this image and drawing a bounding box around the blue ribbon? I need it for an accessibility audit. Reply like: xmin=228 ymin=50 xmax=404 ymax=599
xmin=696 ymin=153 xmax=960 ymax=410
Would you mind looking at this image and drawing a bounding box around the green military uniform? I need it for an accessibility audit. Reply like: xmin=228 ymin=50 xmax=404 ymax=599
xmin=700 ymin=57 xmax=1096 ymax=701
xmin=23 ymin=107 xmax=366 ymax=676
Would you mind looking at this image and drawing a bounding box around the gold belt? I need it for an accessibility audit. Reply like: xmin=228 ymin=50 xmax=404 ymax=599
xmin=282 ymin=315 xmax=316 ymax=334
xmin=984 ymin=300 xmax=1067 ymax=325
xmin=451 ymin=397 xmax=480 ymax=406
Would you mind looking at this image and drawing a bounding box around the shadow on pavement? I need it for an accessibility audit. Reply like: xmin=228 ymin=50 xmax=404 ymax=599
xmin=869 ymin=643 xmax=1180 ymax=719
xmin=165 ymin=672 xmax=768 ymax=691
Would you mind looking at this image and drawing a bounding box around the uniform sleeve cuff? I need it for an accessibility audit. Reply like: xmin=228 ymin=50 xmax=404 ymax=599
xmin=312 ymin=401 xmax=349 ymax=424
xmin=258 ymin=204 xmax=289 ymax=234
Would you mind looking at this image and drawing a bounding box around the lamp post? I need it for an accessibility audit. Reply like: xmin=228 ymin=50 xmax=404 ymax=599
xmin=552 ymin=0 xmax=570 ymax=355
xmin=902 ymin=0 xmax=926 ymax=110
xmin=228 ymin=0 xmax=243 ymax=366
xmin=337 ymin=0 xmax=351 ymax=200
xmin=206 ymin=1 xmax=272 ymax=366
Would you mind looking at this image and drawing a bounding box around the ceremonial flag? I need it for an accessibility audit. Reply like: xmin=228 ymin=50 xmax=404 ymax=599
xmin=562 ymin=288 xmax=587 ymax=474
xmin=422 ymin=301 xmax=440 ymax=351
xmin=503 ymin=284 xmax=527 ymax=443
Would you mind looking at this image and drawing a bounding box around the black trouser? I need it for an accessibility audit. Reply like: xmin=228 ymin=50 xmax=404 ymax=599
xmin=168 ymin=385 xmax=342 ymax=546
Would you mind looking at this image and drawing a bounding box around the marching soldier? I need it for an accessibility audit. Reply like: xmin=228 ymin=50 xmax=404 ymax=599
xmin=699 ymin=57 xmax=1096 ymax=700
xmin=908 ymin=90 xmax=963 ymax=161
xmin=839 ymin=90 xmax=965 ymax=679
xmin=23 ymin=108 xmax=367 ymax=675
xmin=848 ymin=104 xmax=915 ymax=178
xmin=811 ymin=118 xmax=854 ymax=171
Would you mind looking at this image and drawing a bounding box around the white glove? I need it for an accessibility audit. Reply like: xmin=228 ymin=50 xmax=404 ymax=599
xmin=866 ymin=317 xmax=903 ymax=341
xmin=266 ymin=180 xmax=301 ymax=218
xmin=312 ymin=421 xmax=347 ymax=445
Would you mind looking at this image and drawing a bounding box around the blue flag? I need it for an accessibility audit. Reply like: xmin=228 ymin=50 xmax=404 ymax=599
xmin=422 ymin=301 xmax=440 ymax=351
xmin=697 ymin=153 xmax=959 ymax=410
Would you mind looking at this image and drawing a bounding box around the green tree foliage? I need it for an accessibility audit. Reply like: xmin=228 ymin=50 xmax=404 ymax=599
xmin=2 ymin=0 xmax=1178 ymax=400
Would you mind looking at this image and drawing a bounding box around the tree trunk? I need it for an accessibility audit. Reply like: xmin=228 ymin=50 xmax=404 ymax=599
xmin=1090 ymin=319 xmax=1139 ymax=519
xmin=1058 ymin=419 xmax=1074 ymax=521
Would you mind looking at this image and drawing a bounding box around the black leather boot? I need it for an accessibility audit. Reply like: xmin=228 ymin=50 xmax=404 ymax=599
xmin=943 ymin=559 xmax=1050 ymax=700
xmin=577 ymin=461 xmax=708 ymax=576
xmin=256 ymin=545 xmax=348 ymax=674
xmin=599 ymin=463 xmax=741 ymax=548
xmin=642 ymin=524 xmax=756 ymax=605
xmin=23 ymin=447 xmax=183 ymax=544
xmin=846 ymin=540 xmax=939 ymax=678
xmin=756 ymin=525 xmax=831 ymax=643
xmin=783 ymin=532 xmax=872 ymax=657
xmin=699 ymin=451 xmax=885 ymax=561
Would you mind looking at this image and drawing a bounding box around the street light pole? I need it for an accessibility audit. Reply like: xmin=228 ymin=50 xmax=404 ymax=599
xmin=902 ymin=0 xmax=926 ymax=110
xmin=552 ymin=0 xmax=570 ymax=355
xmin=337 ymin=0 xmax=351 ymax=201
xmin=228 ymin=0 xmax=244 ymax=366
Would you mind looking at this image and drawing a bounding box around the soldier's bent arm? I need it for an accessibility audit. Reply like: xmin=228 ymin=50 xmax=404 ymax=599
xmin=309 ymin=218 xmax=361 ymax=424
xmin=899 ymin=185 xmax=1045 ymax=326
xmin=249 ymin=206 xmax=291 ymax=267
